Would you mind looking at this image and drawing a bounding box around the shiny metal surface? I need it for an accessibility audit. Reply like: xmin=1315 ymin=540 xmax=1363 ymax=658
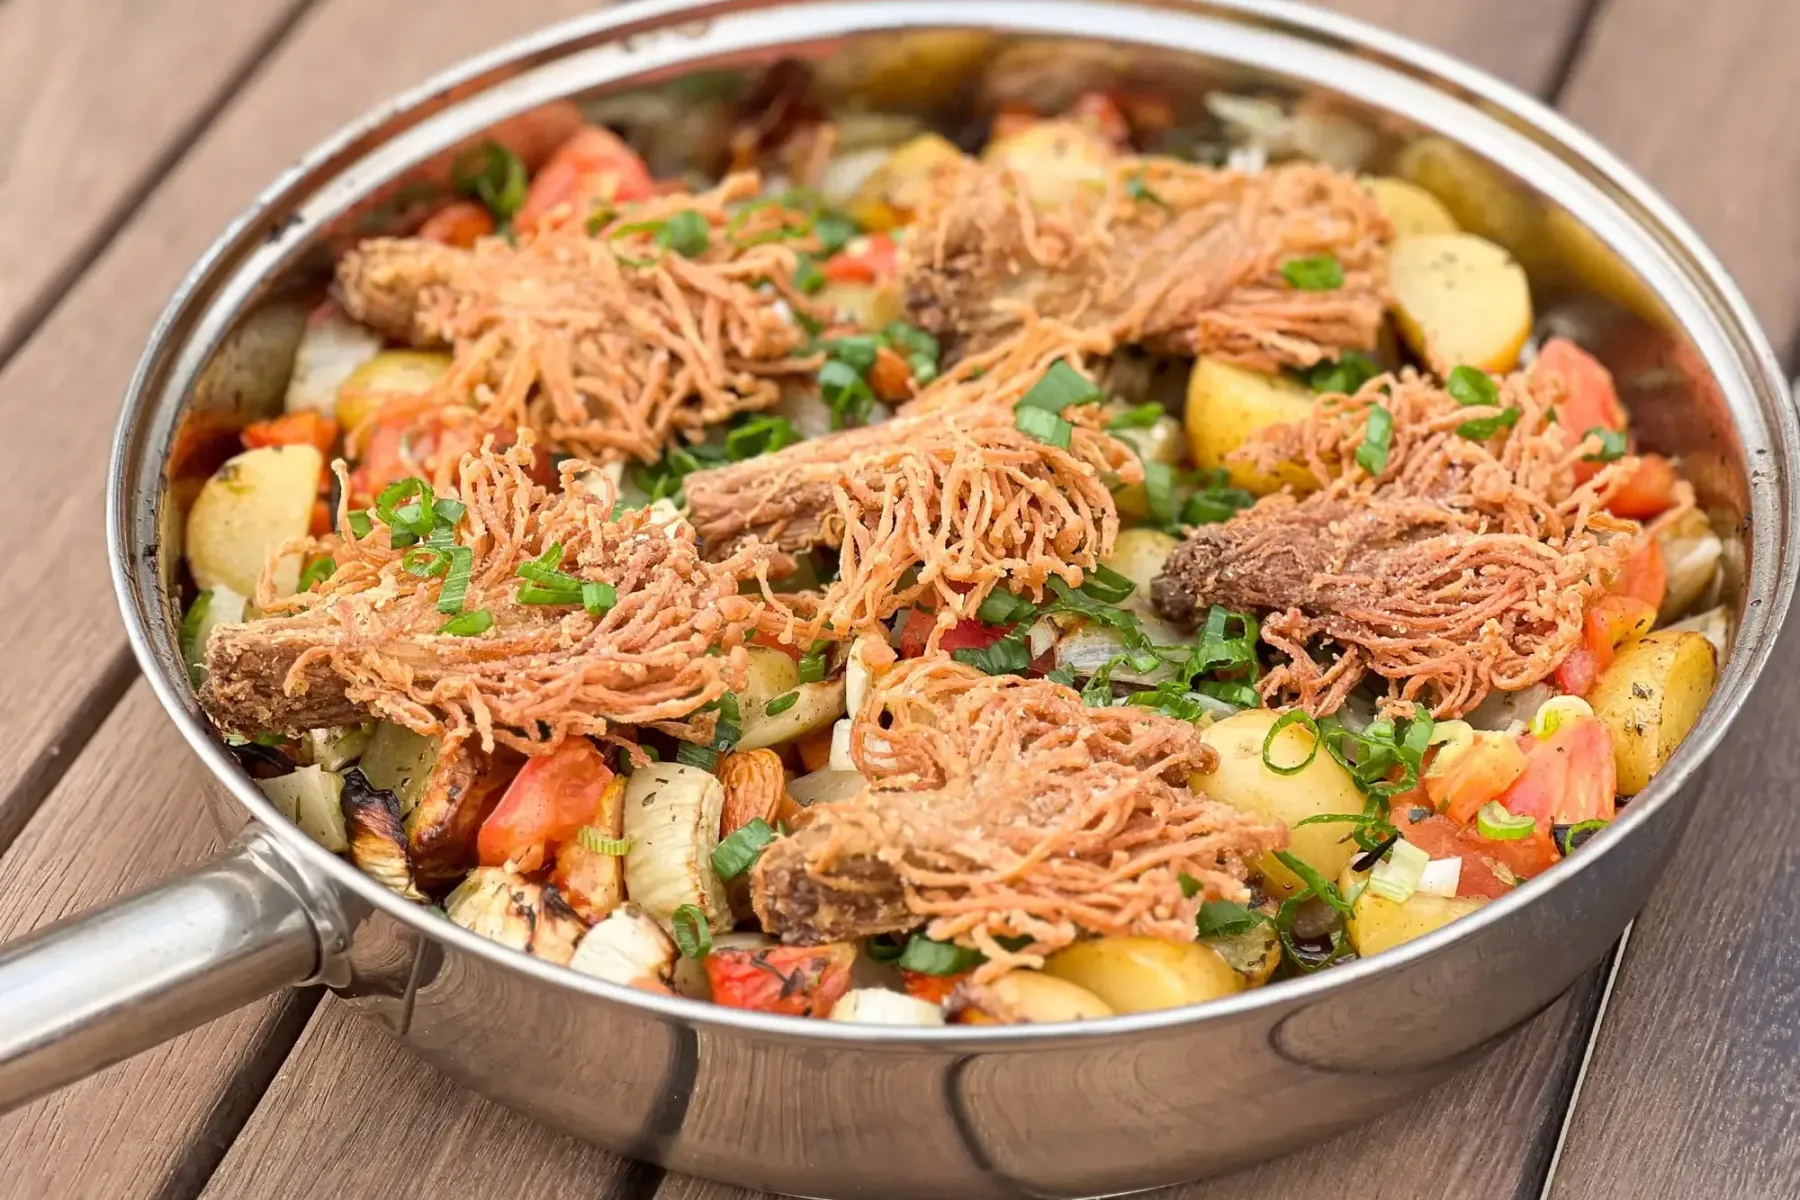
xmin=3 ymin=1 xmax=1785 ymax=1196
xmin=0 ymin=828 xmax=326 ymax=1111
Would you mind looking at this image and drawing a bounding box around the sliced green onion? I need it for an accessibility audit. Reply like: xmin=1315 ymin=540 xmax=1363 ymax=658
xmin=1181 ymin=477 xmax=1255 ymax=525
xmin=1456 ymin=407 xmax=1522 ymax=441
xmin=403 ymin=547 xmax=450 ymax=578
xmin=797 ymin=647 xmax=827 ymax=684
xmin=1476 ymin=801 xmax=1537 ymax=841
xmin=1446 ymin=365 xmax=1500 ymax=407
xmin=1273 ymin=850 xmax=1353 ymax=916
xmin=1355 ymin=404 xmax=1394 ymax=475
xmin=298 ymin=556 xmax=337 ymax=591
xmin=882 ymin=321 xmax=941 ymax=385
xmin=517 ymin=583 xmax=584 ymax=605
xmin=1142 ymin=460 xmax=1177 ymax=524
xmin=582 ymin=581 xmax=617 ymax=615
xmin=1261 ymin=710 xmax=1321 ymax=776
xmin=1015 ymin=405 xmax=1075 ymax=449
xmin=1106 ymin=402 xmax=1164 ymax=431
xmin=432 ymin=497 xmax=467 ymax=526
xmin=711 ymin=817 xmax=776 ymax=881
xmin=1582 ymin=426 xmax=1629 ymax=462
xmin=658 ymin=209 xmax=711 ymax=257
xmin=818 ymin=359 xmax=876 ymax=429
xmin=674 ymin=741 xmax=718 ymax=771
xmin=1079 ymin=564 xmax=1136 ymax=604
xmin=726 ymin=415 xmax=801 ymax=461
xmin=813 ymin=213 xmax=858 ymax=256
xmin=1557 ymin=818 xmax=1608 ymax=855
xmin=976 ymin=588 xmax=1037 ymax=626
xmin=726 ymin=197 xmax=815 ymax=247
xmin=792 ymin=254 xmax=826 ymax=294
xmin=1195 ymin=899 xmax=1262 ymax=938
xmin=1017 ymin=360 xmax=1102 ymax=413
xmin=823 ymin=334 xmax=881 ymax=371
xmin=1367 ymin=838 xmax=1430 ymax=902
xmin=438 ymin=607 xmax=492 ymax=636
xmin=1178 ymin=872 xmax=1201 ymax=899
xmin=450 ymin=142 xmax=527 ymax=223
xmin=764 ymin=691 xmax=800 ymax=717
xmin=345 ymin=510 xmax=373 ymax=538
xmin=896 ymin=934 xmax=983 ymax=976
xmin=671 ymin=905 xmax=712 ymax=958
xmin=576 ymin=827 xmax=632 ymax=856
xmin=436 ymin=546 xmax=474 ymax=614
xmin=1531 ymin=695 xmax=1594 ymax=740
xmin=1281 ymin=254 xmax=1345 ymax=291
xmin=376 ymin=477 xmax=436 ymax=539
xmin=1124 ymin=172 xmax=1168 ymax=207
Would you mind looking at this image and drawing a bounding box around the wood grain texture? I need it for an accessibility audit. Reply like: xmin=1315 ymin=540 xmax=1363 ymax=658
xmin=0 ymin=0 xmax=306 ymax=356
xmin=0 ymin=0 xmax=593 ymax=848
xmin=201 ymin=998 xmax=640 ymax=1200
xmin=1325 ymin=0 xmax=1592 ymax=94
xmin=1557 ymin=0 xmax=1800 ymax=342
xmin=0 ymin=681 xmax=319 ymax=1200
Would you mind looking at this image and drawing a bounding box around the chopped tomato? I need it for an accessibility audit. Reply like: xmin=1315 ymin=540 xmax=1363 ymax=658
xmin=309 ymin=499 xmax=333 ymax=537
xmin=350 ymin=403 xmax=553 ymax=507
xmin=1428 ymin=735 xmax=1529 ymax=825
xmin=1391 ymin=808 xmax=1557 ymax=899
xmin=1613 ymin=537 xmax=1667 ymax=611
xmin=418 ymin=199 xmax=496 ymax=247
xmin=705 ymin=943 xmax=856 ymax=1017
xmin=901 ymin=968 xmax=969 ymax=1007
xmin=242 ymin=410 xmax=337 ymax=456
xmin=1555 ymin=642 xmax=1604 ymax=697
xmin=516 ymin=125 xmax=654 ymax=232
xmin=1494 ymin=717 xmax=1617 ymax=829
xmin=1607 ymin=453 xmax=1679 ymax=519
xmin=823 ymin=233 xmax=898 ymax=285
xmin=1536 ymin=338 xmax=1628 ymax=484
xmin=1557 ymin=593 xmax=1658 ymax=694
xmin=476 ymin=738 xmax=616 ymax=872
xmin=898 ymin=609 xmax=1006 ymax=658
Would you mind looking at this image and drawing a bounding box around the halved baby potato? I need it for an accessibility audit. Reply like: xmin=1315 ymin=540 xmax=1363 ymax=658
xmin=334 ymin=349 xmax=450 ymax=438
xmin=982 ymin=119 xmax=1114 ymax=208
xmin=1345 ymin=879 xmax=1488 ymax=959
xmin=961 ymin=970 xmax=1114 ymax=1023
xmin=1388 ymin=232 xmax=1533 ymax=374
xmin=1587 ymin=630 xmax=1718 ymax=795
xmin=1362 ymin=176 xmax=1458 ymax=236
xmin=1184 ymin=358 xmax=1317 ymax=497
xmin=1197 ymin=708 xmax=1365 ymax=899
xmin=1043 ymin=937 xmax=1241 ymax=1013
xmin=185 ymin=444 xmax=322 ymax=598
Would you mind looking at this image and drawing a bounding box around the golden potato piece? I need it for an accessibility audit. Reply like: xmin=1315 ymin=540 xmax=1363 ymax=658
xmin=335 ymin=349 xmax=450 ymax=439
xmin=1362 ymin=176 xmax=1458 ymax=236
xmin=1197 ymin=709 xmax=1364 ymax=899
xmin=981 ymin=120 xmax=1114 ymax=208
xmin=846 ymin=133 xmax=967 ymax=233
xmin=1184 ymin=358 xmax=1317 ymax=497
xmin=1389 ymin=232 xmax=1533 ymax=374
xmin=1588 ymin=630 xmax=1718 ymax=795
xmin=185 ymin=444 xmax=322 ymax=598
xmin=1044 ymin=937 xmax=1241 ymax=1013
xmin=964 ymin=970 xmax=1115 ymax=1023
xmin=1346 ymin=886 xmax=1487 ymax=958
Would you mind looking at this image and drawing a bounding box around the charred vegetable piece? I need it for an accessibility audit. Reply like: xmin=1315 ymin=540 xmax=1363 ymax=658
xmin=704 ymin=943 xmax=856 ymax=1017
xmin=828 ymin=988 xmax=946 ymax=1025
xmin=443 ymin=866 xmax=587 ymax=965
xmin=549 ymin=774 xmax=629 ymax=924
xmin=567 ymin=904 xmax=677 ymax=993
xmin=956 ymin=970 xmax=1113 ymax=1024
xmin=341 ymin=769 xmax=426 ymax=901
xmin=622 ymin=763 xmax=730 ymax=932
xmin=477 ymin=738 xmax=615 ymax=872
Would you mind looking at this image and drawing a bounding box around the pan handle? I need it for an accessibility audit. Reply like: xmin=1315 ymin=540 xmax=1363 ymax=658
xmin=0 ymin=824 xmax=333 ymax=1113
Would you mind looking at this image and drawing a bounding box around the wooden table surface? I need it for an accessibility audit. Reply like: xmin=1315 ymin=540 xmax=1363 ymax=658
xmin=1 ymin=1 xmax=1796 ymax=1197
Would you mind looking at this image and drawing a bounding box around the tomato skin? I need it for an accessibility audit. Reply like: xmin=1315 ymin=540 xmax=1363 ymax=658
xmin=898 ymin=609 xmax=1007 ymax=658
xmin=1555 ymin=642 xmax=1604 ymax=697
xmin=242 ymin=410 xmax=338 ymax=456
xmin=1607 ymin=453 xmax=1679 ymax=519
xmin=418 ymin=199 xmax=496 ymax=247
xmin=516 ymin=126 xmax=654 ymax=232
xmin=901 ymin=969 xmax=968 ymax=1007
xmin=1537 ymin=338 xmax=1629 ymax=485
xmin=1495 ymin=718 xmax=1617 ymax=829
xmin=705 ymin=944 xmax=856 ymax=1017
xmin=476 ymin=739 xmax=616 ymax=872
xmin=1392 ymin=809 xmax=1556 ymax=898
xmin=1614 ymin=537 xmax=1667 ymax=611
xmin=823 ymin=234 xmax=898 ymax=285
xmin=1428 ymin=735 xmax=1529 ymax=825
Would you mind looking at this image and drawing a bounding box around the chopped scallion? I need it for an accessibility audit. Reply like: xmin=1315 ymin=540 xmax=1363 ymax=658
xmin=438 ymin=607 xmax=492 ymax=636
xmin=1105 ymin=402 xmax=1165 ymax=431
xmin=1078 ymin=563 xmax=1136 ymax=604
xmin=675 ymin=741 xmax=719 ymax=771
xmin=1456 ymin=407 xmax=1523 ymax=441
xmin=1281 ymin=254 xmax=1345 ymax=291
xmin=711 ymin=817 xmax=776 ymax=880
xmin=1017 ymin=360 xmax=1102 ymax=414
xmin=436 ymin=546 xmax=474 ymax=614
xmin=298 ymin=556 xmax=337 ymax=591
xmin=576 ymin=827 xmax=632 ymax=856
xmin=896 ymin=934 xmax=982 ymax=976
xmin=1476 ymin=801 xmax=1537 ymax=841
xmin=582 ymin=581 xmax=617 ymax=615
xmin=1582 ymin=426 xmax=1629 ymax=462
xmin=1355 ymin=403 xmax=1394 ymax=475
xmin=1261 ymin=710 xmax=1321 ymax=776
xmin=670 ymin=905 xmax=712 ymax=958
xmin=1014 ymin=405 xmax=1073 ymax=449
xmin=764 ymin=691 xmax=799 ymax=717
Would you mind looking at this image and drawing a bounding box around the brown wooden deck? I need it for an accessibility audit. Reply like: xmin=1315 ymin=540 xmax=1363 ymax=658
xmin=1 ymin=1 xmax=1795 ymax=1196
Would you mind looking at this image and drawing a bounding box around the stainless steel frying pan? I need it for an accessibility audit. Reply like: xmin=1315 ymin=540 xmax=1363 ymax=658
xmin=0 ymin=3 xmax=1791 ymax=1197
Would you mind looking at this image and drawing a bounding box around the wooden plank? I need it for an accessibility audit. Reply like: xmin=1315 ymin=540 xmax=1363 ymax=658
xmin=1327 ymin=0 xmax=1594 ymax=94
xmin=201 ymin=998 xmax=639 ymax=1200
xmin=0 ymin=681 xmax=319 ymax=1200
xmin=1557 ymin=0 xmax=1800 ymax=343
xmin=0 ymin=0 xmax=594 ymax=848
xmin=1528 ymin=2 xmax=1800 ymax=1195
xmin=0 ymin=0 xmax=306 ymax=357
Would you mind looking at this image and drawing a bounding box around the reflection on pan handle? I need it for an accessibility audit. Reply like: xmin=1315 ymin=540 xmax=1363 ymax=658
xmin=0 ymin=824 xmax=337 ymax=1113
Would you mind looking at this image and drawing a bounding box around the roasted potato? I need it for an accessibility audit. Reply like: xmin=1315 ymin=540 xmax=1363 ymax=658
xmin=185 ymin=444 xmax=322 ymax=597
xmin=845 ymin=133 xmax=966 ymax=232
xmin=960 ymin=970 xmax=1114 ymax=1023
xmin=334 ymin=349 xmax=450 ymax=436
xmin=1197 ymin=709 xmax=1364 ymax=899
xmin=813 ymin=281 xmax=902 ymax=332
xmin=1362 ymin=176 xmax=1458 ymax=236
xmin=1388 ymin=232 xmax=1533 ymax=374
xmin=737 ymin=678 xmax=847 ymax=751
xmin=1587 ymin=630 xmax=1718 ymax=795
xmin=981 ymin=120 xmax=1114 ymax=208
xmin=1184 ymin=358 xmax=1318 ymax=496
xmin=1111 ymin=415 xmax=1186 ymax=518
xmin=1392 ymin=137 xmax=1542 ymax=262
xmin=1202 ymin=917 xmax=1282 ymax=989
xmin=1043 ymin=937 xmax=1241 ymax=1013
xmin=1345 ymin=880 xmax=1487 ymax=958
xmin=1103 ymin=529 xmax=1180 ymax=613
